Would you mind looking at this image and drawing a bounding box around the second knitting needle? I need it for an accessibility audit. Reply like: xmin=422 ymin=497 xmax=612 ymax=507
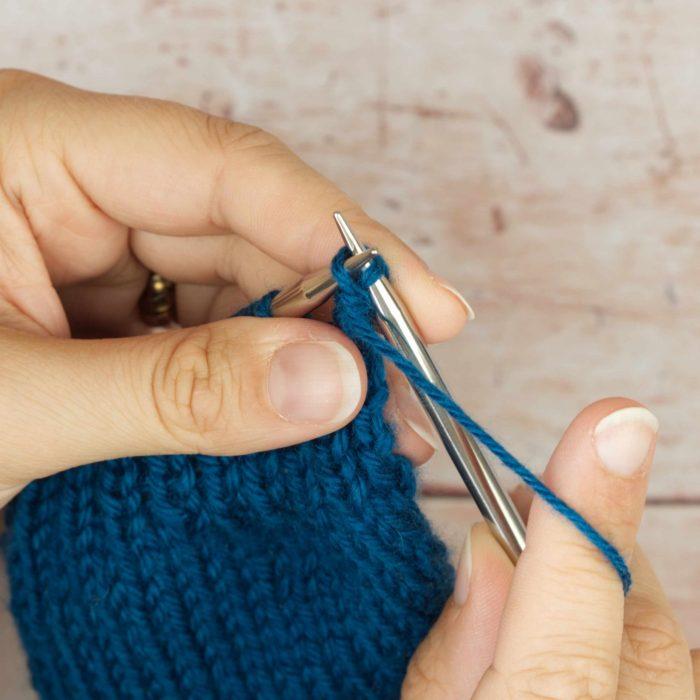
xmin=332 ymin=212 xmax=526 ymax=562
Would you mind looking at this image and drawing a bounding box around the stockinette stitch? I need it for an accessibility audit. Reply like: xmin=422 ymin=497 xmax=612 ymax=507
xmin=4 ymin=254 xmax=455 ymax=699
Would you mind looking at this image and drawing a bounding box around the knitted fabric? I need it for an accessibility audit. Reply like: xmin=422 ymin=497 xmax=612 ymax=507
xmin=4 ymin=250 xmax=630 ymax=699
xmin=4 ymin=258 xmax=454 ymax=699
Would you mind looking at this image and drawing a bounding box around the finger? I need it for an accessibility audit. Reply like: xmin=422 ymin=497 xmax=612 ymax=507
xmin=383 ymin=364 xmax=438 ymax=466
xmin=403 ymin=523 xmax=515 ymax=699
xmin=174 ymin=282 xmax=248 ymax=329
xmin=510 ymin=484 xmax=534 ymax=523
xmin=384 ymin=390 xmax=435 ymax=466
xmin=0 ymin=188 xmax=69 ymax=337
xmin=177 ymin=290 xmax=453 ymax=468
xmin=617 ymin=544 xmax=695 ymax=699
xmin=58 ymin=250 xmax=149 ymax=337
xmin=174 ymin=289 xmax=438 ymax=469
xmin=476 ymin=398 xmax=658 ymax=699
xmin=692 ymin=649 xmax=700 ymax=696
xmin=176 ymin=296 xmax=439 ymax=467
xmin=132 ymin=231 xmax=299 ymax=293
xmin=3 ymin=71 xmax=470 ymax=343
xmin=0 ymin=317 xmax=366 ymax=506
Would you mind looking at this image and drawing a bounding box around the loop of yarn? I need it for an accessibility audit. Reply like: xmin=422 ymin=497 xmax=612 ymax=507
xmin=330 ymin=248 xmax=631 ymax=594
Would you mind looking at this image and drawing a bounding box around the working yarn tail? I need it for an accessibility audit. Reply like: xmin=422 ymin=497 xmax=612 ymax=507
xmin=331 ymin=249 xmax=631 ymax=594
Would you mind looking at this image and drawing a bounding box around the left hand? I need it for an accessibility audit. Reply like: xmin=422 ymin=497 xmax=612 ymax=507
xmin=0 ymin=70 xmax=470 ymax=506
xmin=404 ymin=397 xmax=699 ymax=699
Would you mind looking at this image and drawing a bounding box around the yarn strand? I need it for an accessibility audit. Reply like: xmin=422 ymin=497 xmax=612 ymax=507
xmin=330 ymin=249 xmax=632 ymax=595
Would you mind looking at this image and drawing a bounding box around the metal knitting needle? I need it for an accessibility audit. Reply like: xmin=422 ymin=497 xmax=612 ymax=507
xmin=271 ymin=248 xmax=379 ymax=317
xmin=332 ymin=212 xmax=526 ymax=562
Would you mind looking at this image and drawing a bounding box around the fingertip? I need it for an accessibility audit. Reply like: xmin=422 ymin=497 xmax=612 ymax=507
xmin=394 ymin=269 xmax=472 ymax=344
xmin=386 ymin=370 xmax=438 ymax=465
xmin=141 ymin=316 xmax=369 ymax=457
xmin=266 ymin=323 xmax=367 ymax=429
xmin=432 ymin=275 xmax=476 ymax=321
xmin=531 ymin=396 xmax=657 ymax=569
xmin=551 ymin=397 xmax=658 ymax=484
xmin=390 ymin=416 xmax=436 ymax=466
xmin=468 ymin=522 xmax=516 ymax=596
xmin=548 ymin=397 xmax=651 ymax=471
xmin=403 ymin=521 xmax=513 ymax=699
xmin=455 ymin=523 xmax=515 ymax=609
xmin=333 ymin=211 xmax=473 ymax=343
xmin=593 ymin=405 xmax=658 ymax=479
xmin=453 ymin=524 xmax=474 ymax=607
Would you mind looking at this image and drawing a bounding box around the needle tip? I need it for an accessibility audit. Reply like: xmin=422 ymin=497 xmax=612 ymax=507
xmin=332 ymin=212 xmax=365 ymax=254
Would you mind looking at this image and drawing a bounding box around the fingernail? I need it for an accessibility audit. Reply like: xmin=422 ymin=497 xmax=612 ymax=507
xmin=395 ymin=380 xmax=440 ymax=451
xmin=593 ymin=406 xmax=659 ymax=477
xmin=453 ymin=527 xmax=473 ymax=607
xmin=434 ymin=277 xmax=475 ymax=320
xmin=268 ymin=341 xmax=361 ymax=424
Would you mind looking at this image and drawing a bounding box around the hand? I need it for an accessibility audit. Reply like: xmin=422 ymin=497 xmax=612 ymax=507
xmin=0 ymin=69 xmax=471 ymax=507
xmin=404 ymin=398 xmax=699 ymax=699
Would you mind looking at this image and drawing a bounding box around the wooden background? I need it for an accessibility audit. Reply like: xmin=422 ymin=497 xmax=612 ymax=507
xmin=1 ymin=1 xmax=699 ymax=695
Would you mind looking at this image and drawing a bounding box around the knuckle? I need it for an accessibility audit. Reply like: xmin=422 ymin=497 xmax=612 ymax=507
xmin=474 ymin=666 xmax=518 ymax=699
xmin=151 ymin=325 xmax=247 ymax=451
xmin=524 ymin=542 xmax=619 ymax=602
xmin=621 ymin=606 xmax=691 ymax=686
xmin=205 ymin=117 xmax=281 ymax=157
xmin=508 ymin=645 xmax=618 ymax=700
xmin=402 ymin=646 xmax=452 ymax=699
xmin=204 ymin=118 xmax=286 ymax=229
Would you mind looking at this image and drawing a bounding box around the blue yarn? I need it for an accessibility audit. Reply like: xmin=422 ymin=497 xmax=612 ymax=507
xmin=3 ymin=248 xmax=630 ymax=700
xmin=329 ymin=249 xmax=631 ymax=594
xmin=4 ymin=256 xmax=454 ymax=699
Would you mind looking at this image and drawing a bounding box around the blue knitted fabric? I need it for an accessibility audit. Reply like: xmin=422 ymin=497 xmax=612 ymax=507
xmin=3 ymin=257 xmax=455 ymax=699
xmin=4 ymin=249 xmax=630 ymax=700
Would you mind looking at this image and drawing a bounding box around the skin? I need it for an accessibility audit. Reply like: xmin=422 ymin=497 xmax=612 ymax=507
xmin=404 ymin=398 xmax=699 ymax=698
xmin=0 ymin=71 xmax=696 ymax=697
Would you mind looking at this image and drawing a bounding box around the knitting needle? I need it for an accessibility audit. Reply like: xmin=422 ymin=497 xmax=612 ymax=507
xmin=331 ymin=212 xmax=526 ymax=562
xmin=269 ymin=216 xmax=526 ymax=560
xmin=270 ymin=248 xmax=378 ymax=317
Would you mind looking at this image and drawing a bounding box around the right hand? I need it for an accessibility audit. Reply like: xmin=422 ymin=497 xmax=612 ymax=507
xmin=404 ymin=398 xmax=699 ymax=699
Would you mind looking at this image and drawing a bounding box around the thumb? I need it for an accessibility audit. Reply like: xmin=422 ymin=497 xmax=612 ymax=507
xmin=403 ymin=523 xmax=515 ymax=699
xmin=0 ymin=316 xmax=366 ymax=502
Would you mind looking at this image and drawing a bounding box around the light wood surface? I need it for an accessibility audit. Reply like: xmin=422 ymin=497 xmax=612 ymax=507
xmin=0 ymin=1 xmax=698 ymax=694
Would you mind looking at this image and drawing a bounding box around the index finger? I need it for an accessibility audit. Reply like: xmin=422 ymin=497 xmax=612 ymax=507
xmin=476 ymin=398 xmax=658 ymax=698
xmin=16 ymin=72 xmax=470 ymax=343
